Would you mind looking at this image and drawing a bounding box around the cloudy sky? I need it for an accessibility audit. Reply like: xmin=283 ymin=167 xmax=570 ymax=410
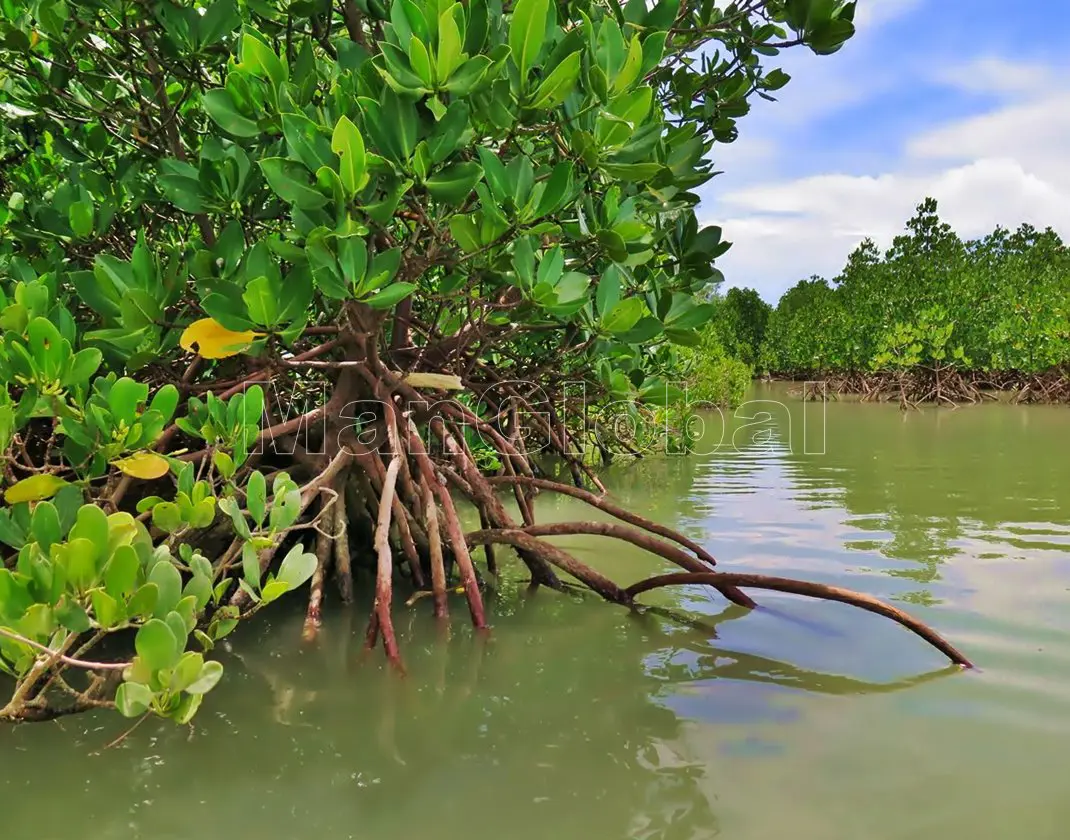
xmin=698 ymin=0 xmax=1070 ymax=302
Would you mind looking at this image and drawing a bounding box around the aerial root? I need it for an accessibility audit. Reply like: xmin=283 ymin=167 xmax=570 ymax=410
xmin=625 ymin=571 xmax=973 ymax=667
xmin=465 ymin=529 xmax=632 ymax=604
xmin=367 ymin=454 xmax=403 ymax=668
xmin=469 ymin=521 xmax=757 ymax=609
xmin=332 ymin=496 xmax=354 ymax=604
xmin=485 ymin=475 xmax=754 ymax=607
xmin=301 ymin=489 xmax=333 ymax=644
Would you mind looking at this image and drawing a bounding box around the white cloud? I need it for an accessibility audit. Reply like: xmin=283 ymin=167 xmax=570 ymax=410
xmin=854 ymin=0 xmax=925 ymax=27
xmin=703 ymin=58 xmax=1070 ymax=301
xmin=933 ymin=57 xmax=1057 ymax=96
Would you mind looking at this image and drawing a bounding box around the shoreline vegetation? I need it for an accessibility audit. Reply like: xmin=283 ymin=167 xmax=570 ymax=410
xmin=705 ymin=199 xmax=1070 ymax=408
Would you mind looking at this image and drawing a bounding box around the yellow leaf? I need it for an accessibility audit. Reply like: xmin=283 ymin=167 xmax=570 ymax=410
xmin=402 ymin=372 xmax=465 ymax=391
xmin=112 ymin=451 xmax=171 ymax=480
xmin=179 ymin=318 xmax=262 ymax=359
xmin=4 ymin=474 xmax=71 ymax=504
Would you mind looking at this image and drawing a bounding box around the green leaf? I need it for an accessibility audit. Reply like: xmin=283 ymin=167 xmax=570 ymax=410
xmin=59 ymin=538 xmax=100 ymax=591
xmin=601 ymin=297 xmax=646 ymax=334
xmin=443 ymin=54 xmax=493 ymax=95
xmin=169 ymin=651 xmax=205 ymax=692
xmin=30 ymin=501 xmax=62 ymax=552
xmin=449 ymin=214 xmax=481 ymax=252
xmin=596 ymin=265 xmax=622 ymax=315
xmin=281 ymin=112 xmax=334 ymax=172
xmin=166 ymin=608 xmax=192 ymax=650
xmin=597 ymin=229 xmax=628 ymax=261
xmin=529 ymin=51 xmax=581 ymax=109
xmin=242 ymin=542 xmax=262 ymax=590
xmin=639 ymin=379 xmax=685 ymax=406
xmin=0 ymin=509 xmax=27 ymax=549
xmin=246 ymin=470 xmax=267 ymax=527
xmin=135 ymin=618 xmax=180 ymax=673
xmin=189 ymin=498 xmax=216 ymax=530
xmin=56 ymin=597 xmax=91 ymax=633
xmin=425 ymin=161 xmax=482 ymax=205
xmin=258 ymin=158 xmax=328 ymax=209
xmin=126 ymin=582 xmax=159 ymax=619
xmin=427 ymin=102 xmax=470 ymax=164
xmin=365 ymin=247 xmax=402 ymax=292
xmin=330 ymin=116 xmax=368 ymax=195
xmin=115 ymin=681 xmax=153 ymax=717
xmin=243 ymin=276 xmax=280 ymax=327
xmin=69 ymin=200 xmax=94 ymax=238
xmin=337 ymin=236 xmax=369 ymax=290
xmin=408 ymin=35 xmax=433 ymax=87
xmin=202 ymin=89 xmax=260 ymax=137
xmin=276 ymin=543 xmax=317 ymax=590
xmin=172 ymin=692 xmax=204 ymax=724
xmin=91 ymin=589 xmax=123 ymax=629
xmin=104 ymin=544 xmax=140 ymax=599
xmin=260 ymin=579 xmax=290 ymax=604
xmin=185 ymin=659 xmax=224 ymax=695
xmin=664 ymin=295 xmax=715 ymax=330
xmin=70 ymin=503 xmax=108 ymax=548
xmin=120 ymin=289 xmax=162 ymax=331
xmin=240 ymin=30 xmax=287 ymax=86
xmin=436 ymin=6 xmax=464 ymax=81
xmin=599 ymin=162 xmax=662 ymax=182
xmin=218 ymin=496 xmax=251 ymax=539
xmin=612 ymin=35 xmax=644 ymax=95
xmin=152 ymin=502 xmax=184 ymax=534
xmin=108 ymin=377 xmax=148 ymax=426
xmin=197 ymin=0 xmax=241 ymax=48
xmin=148 ymin=560 xmax=183 ymax=616
xmin=509 ymin=0 xmax=549 ymax=84
xmin=362 ymin=282 xmax=418 ymax=310
xmin=535 ymin=161 xmax=574 ymax=217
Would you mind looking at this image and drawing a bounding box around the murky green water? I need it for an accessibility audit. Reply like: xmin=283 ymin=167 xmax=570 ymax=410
xmin=5 ymin=383 xmax=1070 ymax=839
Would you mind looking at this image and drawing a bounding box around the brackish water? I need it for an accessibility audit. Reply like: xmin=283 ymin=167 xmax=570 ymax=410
xmin=4 ymin=382 xmax=1070 ymax=839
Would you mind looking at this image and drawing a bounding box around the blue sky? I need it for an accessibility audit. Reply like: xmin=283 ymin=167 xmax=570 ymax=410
xmin=698 ymin=0 xmax=1070 ymax=302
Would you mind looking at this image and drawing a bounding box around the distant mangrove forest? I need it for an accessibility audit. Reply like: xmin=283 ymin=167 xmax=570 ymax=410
xmin=707 ymin=199 xmax=1070 ymax=405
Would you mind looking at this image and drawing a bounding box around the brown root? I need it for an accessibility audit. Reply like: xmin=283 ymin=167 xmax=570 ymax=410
xmin=420 ymin=476 xmax=449 ymax=620
xmin=301 ymin=490 xmax=333 ymax=643
xmin=483 ymin=475 xmax=752 ymax=606
xmin=368 ymin=455 xmax=403 ymax=668
xmin=625 ymin=571 xmax=973 ymax=667
xmin=485 ymin=521 xmax=756 ymax=609
xmin=332 ymin=497 xmax=354 ymax=604
xmin=466 ymin=529 xmax=632 ymax=605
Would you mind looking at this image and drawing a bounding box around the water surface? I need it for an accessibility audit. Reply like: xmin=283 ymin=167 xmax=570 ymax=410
xmin=4 ymin=382 xmax=1069 ymax=839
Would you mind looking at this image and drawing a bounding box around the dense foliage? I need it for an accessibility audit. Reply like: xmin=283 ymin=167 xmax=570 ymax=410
xmin=706 ymin=285 xmax=770 ymax=366
xmin=681 ymin=327 xmax=751 ymax=407
xmin=759 ymin=199 xmax=1070 ymax=400
xmin=0 ymin=0 xmax=914 ymax=725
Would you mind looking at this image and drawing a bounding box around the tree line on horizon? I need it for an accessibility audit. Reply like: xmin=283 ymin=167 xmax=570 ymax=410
xmin=708 ymin=198 xmax=1070 ymax=401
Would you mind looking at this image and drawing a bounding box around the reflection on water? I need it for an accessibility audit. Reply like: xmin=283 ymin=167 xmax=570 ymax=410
xmin=3 ymin=383 xmax=1070 ymax=839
